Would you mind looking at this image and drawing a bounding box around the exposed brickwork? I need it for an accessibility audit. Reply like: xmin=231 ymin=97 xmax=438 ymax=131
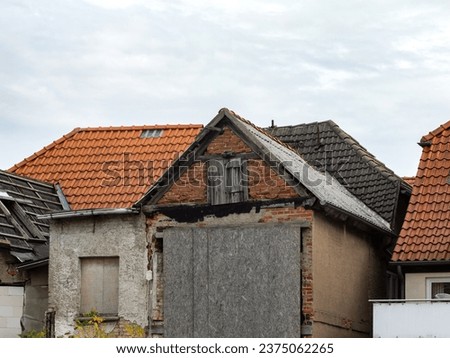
xmin=258 ymin=206 xmax=313 ymax=223
xmin=158 ymin=126 xmax=301 ymax=205
xmin=148 ymin=123 xmax=316 ymax=338
xmin=110 ymin=318 xmax=147 ymax=338
xmin=248 ymin=159 xmax=298 ymax=200
xmin=158 ymin=162 xmax=207 ymax=204
xmin=301 ymin=226 xmax=314 ymax=337
xmin=0 ymin=251 xmax=25 ymax=283
xmin=206 ymin=127 xmax=253 ymax=154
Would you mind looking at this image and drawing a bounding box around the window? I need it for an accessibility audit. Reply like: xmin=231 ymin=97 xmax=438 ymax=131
xmin=80 ymin=257 xmax=119 ymax=315
xmin=426 ymin=277 xmax=450 ymax=299
xmin=207 ymin=158 xmax=248 ymax=205
xmin=141 ymin=129 xmax=163 ymax=138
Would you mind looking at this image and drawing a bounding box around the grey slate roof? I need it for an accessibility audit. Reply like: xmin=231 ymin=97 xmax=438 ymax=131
xmin=267 ymin=121 xmax=411 ymax=227
xmin=0 ymin=170 xmax=63 ymax=264
xmin=228 ymin=111 xmax=392 ymax=233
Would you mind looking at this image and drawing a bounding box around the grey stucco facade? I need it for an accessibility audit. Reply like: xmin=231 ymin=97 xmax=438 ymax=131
xmin=48 ymin=213 xmax=148 ymax=337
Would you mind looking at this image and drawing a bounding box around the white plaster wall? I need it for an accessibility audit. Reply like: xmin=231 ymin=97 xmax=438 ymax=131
xmin=0 ymin=286 xmax=24 ymax=338
xmin=49 ymin=213 xmax=148 ymax=337
xmin=405 ymin=272 xmax=450 ymax=299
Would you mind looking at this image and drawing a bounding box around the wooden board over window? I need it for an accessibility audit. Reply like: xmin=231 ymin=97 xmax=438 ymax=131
xmin=207 ymin=158 xmax=248 ymax=205
xmin=80 ymin=257 xmax=119 ymax=315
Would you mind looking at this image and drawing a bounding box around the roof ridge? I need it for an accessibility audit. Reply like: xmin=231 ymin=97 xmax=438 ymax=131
xmin=222 ymin=109 xmax=391 ymax=232
xmin=9 ymin=124 xmax=204 ymax=173
xmin=422 ymin=120 xmax=450 ymax=141
xmin=78 ymin=124 xmax=203 ymax=131
xmin=268 ymin=119 xmax=408 ymax=187
xmin=221 ymin=108 xmax=302 ymax=154
xmin=9 ymin=127 xmax=82 ymax=172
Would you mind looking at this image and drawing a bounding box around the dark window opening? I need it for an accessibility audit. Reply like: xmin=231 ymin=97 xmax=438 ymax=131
xmin=207 ymin=158 xmax=248 ymax=205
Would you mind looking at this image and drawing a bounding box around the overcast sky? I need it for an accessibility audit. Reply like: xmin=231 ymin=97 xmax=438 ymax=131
xmin=1 ymin=0 xmax=450 ymax=176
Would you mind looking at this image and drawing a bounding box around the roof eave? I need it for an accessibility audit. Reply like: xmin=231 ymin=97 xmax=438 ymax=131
xmin=391 ymin=260 xmax=450 ymax=266
xmin=37 ymin=207 xmax=139 ymax=220
xmin=17 ymin=258 xmax=49 ymax=270
xmin=321 ymin=202 xmax=394 ymax=236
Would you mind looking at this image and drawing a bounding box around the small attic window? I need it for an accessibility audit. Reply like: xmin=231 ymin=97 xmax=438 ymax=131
xmin=141 ymin=129 xmax=164 ymax=138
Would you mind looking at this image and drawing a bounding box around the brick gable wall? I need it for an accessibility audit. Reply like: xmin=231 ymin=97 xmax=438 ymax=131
xmin=157 ymin=125 xmax=299 ymax=205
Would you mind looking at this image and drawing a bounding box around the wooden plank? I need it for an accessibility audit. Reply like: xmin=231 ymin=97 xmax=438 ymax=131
xmin=207 ymin=159 xmax=225 ymax=205
xmin=0 ymin=201 xmax=31 ymax=240
xmin=10 ymin=202 xmax=46 ymax=240
xmin=0 ymin=179 xmax=59 ymax=199
xmin=80 ymin=257 xmax=119 ymax=315
xmin=198 ymin=153 xmax=258 ymax=161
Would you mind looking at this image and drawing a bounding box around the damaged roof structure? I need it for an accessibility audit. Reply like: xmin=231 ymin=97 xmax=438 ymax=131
xmin=139 ymin=109 xmax=400 ymax=235
xmin=268 ymin=121 xmax=412 ymax=233
xmin=6 ymin=108 xmax=412 ymax=338
xmin=0 ymin=170 xmax=63 ymax=268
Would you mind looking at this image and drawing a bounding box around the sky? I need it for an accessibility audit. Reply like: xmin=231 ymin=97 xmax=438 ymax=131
xmin=1 ymin=0 xmax=450 ymax=176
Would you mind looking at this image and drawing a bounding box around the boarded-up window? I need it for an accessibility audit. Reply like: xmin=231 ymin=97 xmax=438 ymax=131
xmin=207 ymin=158 xmax=248 ymax=205
xmin=80 ymin=257 xmax=119 ymax=315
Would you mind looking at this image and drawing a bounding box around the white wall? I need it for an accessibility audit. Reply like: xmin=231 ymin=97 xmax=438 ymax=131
xmin=0 ymin=286 xmax=24 ymax=338
xmin=405 ymin=272 xmax=450 ymax=299
xmin=373 ymin=301 xmax=450 ymax=337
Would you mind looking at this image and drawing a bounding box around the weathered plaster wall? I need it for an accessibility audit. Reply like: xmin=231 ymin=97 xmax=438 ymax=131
xmin=0 ymin=250 xmax=25 ymax=284
xmin=405 ymin=272 xmax=450 ymax=299
xmin=49 ymin=213 xmax=148 ymax=337
xmin=22 ymin=266 xmax=48 ymax=332
xmin=311 ymin=212 xmax=386 ymax=338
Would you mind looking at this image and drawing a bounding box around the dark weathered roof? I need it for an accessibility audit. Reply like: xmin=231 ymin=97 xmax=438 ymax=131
xmin=393 ymin=120 xmax=450 ymax=262
xmin=138 ymin=108 xmax=392 ymax=234
xmin=0 ymin=170 xmax=63 ymax=264
xmin=267 ymin=121 xmax=411 ymax=227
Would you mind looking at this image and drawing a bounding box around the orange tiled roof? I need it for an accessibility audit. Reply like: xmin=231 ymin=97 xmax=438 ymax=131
xmin=9 ymin=125 xmax=203 ymax=210
xmin=402 ymin=176 xmax=415 ymax=187
xmin=393 ymin=120 xmax=450 ymax=262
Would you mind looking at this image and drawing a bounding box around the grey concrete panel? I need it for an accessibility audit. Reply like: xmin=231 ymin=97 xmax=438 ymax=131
xmin=164 ymin=224 xmax=302 ymax=338
xmin=192 ymin=229 xmax=208 ymax=337
xmin=164 ymin=227 xmax=194 ymax=337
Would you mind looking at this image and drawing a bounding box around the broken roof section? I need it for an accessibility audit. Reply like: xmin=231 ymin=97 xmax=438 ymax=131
xmin=138 ymin=108 xmax=391 ymax=233
xmin=393 ymin=120 xmax=450 ymax=262
xmin=268 ymin=121 xmax=411 ymax=229
xmin=0 ymin=170 xmax=63 ymax=265
xmin=9 ymin=125 xmax=203 ymax=210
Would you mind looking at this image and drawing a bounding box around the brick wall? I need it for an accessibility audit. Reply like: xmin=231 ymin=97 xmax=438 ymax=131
xmin=158 ymin=126 xmax=300 ymax=205
xmin=159 ymin=162 xmax=207 ymax=204
xmin=148 ymin=124 xmax=315 ymax=337
xmin=205 ymin=127 xmax=252 ymax=154
xmin=248 ymin=159 xmax=298 ymax=200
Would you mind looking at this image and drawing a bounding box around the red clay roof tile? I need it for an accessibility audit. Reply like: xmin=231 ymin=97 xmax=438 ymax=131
xmin=393 ymin=120 xmax=450 ymax=262
xmin=9 ymin=124 xmax=203 ymax=210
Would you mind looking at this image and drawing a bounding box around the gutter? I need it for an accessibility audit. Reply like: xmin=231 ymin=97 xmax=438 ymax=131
xmin=391 ymin=260 xmax=450 ymax=267
xmin=37 ymin=207 xmax=139 ymax=220
xmin=321 ymin=202 xmax=394 ymax=237
xmin=17 ymin=258 xmax=49 ymax=270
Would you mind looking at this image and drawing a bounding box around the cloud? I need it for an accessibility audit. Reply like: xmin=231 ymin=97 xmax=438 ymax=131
xmin=1 ymin=0 xmax=450 ymax=175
